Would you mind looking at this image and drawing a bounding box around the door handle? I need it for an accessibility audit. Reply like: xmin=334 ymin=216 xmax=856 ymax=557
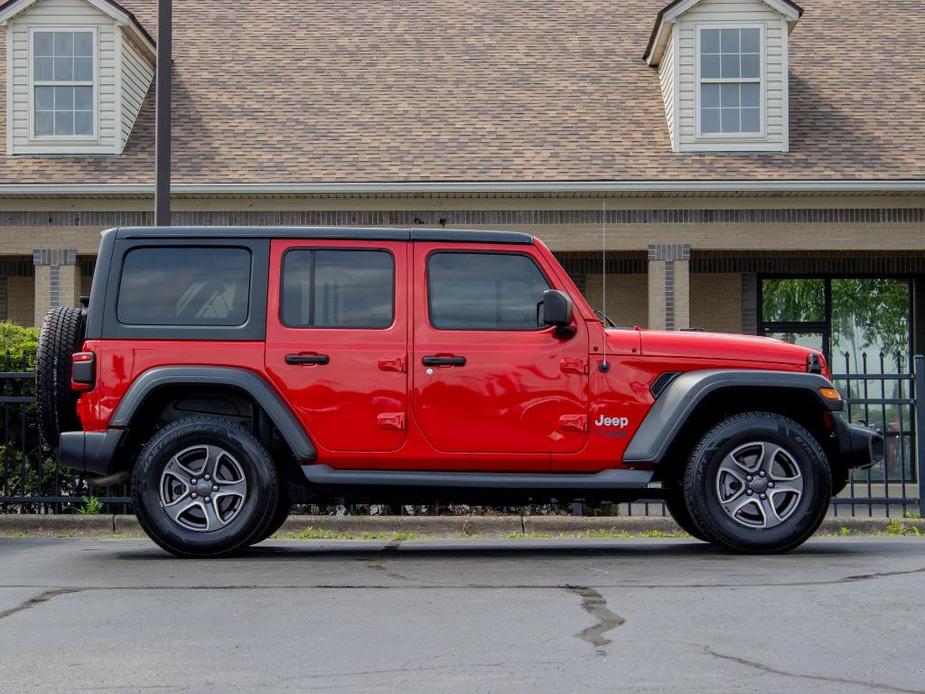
xmin=422 ymin=355 xmax=466 ymax=367
xmin=285 ymin=354 xmax=330 ymax=365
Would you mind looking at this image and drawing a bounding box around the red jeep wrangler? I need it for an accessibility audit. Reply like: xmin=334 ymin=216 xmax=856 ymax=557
xmin=36 ymin=227 xmax=882 ymax=557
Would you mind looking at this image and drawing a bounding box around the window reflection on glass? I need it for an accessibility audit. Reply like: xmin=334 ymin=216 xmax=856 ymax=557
xmin=766 ymin=332 xmax=824 ymax=353
xmin=831 ymin=279 xmax=911 ymax=483
xmin=831 ymin=279 xmax=910 ymax=374
xmin=761 ymin=279 xmax=824 ymax=322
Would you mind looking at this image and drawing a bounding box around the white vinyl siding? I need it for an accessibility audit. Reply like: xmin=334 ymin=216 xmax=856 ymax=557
xmin=119 ymin=34 xmax=153 ymax=150
xmin=674 ymin=0 xmax=788 ymax=152
xmin=657 ymin=33 xmax=677 ymax=150
xmin=7 ymin=0 xmax=117 ymax=154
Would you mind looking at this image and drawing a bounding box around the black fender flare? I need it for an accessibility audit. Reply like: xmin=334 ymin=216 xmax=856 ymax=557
xmin=110 ymin=366 xmax=316 ymax=461
xmin=622 ymin=370 xmax=841 ymax=466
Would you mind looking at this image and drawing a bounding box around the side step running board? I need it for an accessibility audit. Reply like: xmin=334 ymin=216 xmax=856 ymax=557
xmin=301 ymin=464 xmax=653 ymax=489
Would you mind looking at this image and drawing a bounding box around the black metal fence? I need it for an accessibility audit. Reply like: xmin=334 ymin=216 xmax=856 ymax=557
xmin=0 ymin=354 xmax=131 ymax=514
xmin=830 ymin=352 xmax=924 ymax=517
xmin=2 ymin=353 xmax=923 ymax=517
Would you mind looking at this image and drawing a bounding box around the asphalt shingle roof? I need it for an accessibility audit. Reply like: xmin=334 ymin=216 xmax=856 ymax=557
xmin=0 ymin=0 xmax=922 ymax=185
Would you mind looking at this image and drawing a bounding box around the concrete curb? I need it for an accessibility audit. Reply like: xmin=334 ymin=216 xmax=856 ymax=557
xmin=1 ymin=514 xmax=923 ymax=538
xmin=0 ymin=514 xmax=115 ymax=535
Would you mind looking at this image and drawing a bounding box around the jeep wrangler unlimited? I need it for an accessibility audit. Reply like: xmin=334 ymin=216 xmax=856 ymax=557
xmin=37 ymin=227 xmax=882 ymax=557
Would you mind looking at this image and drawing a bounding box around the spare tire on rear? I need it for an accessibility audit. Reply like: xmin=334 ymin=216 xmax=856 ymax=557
xmin=36 ymin=306 xmax=86 ymax=444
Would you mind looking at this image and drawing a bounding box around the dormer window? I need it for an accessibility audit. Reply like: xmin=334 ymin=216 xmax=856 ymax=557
xmin=645 ymin=0 xmax=802 ymax=153
xmin=698 ymin=27 xmax=761 ymax=135
xmin=0 ymin=0 xmax=154 ymax=156
xmin=32 ymin=30 xmax=96 ymax=138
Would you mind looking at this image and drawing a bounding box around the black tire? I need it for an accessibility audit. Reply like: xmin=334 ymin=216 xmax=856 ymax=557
xmin=683 ymin=412 xmax=832 ymax=554
xmin=131 ymin=416 xmax=279 ymax=558
xmin=35 ymin=306 xmax=85 ymax=443
xmin=255 ymin=483 xmax=291 ymax=543
xmin=664 ymin=490 xmax=709 ymax=541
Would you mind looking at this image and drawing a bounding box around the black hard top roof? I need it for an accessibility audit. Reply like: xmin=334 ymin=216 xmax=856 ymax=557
xmin=113 ymin=226 xmax=534 ymax=245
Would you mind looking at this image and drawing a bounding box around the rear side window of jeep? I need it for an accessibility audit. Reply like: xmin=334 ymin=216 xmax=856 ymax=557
xmin=281 ymin=249 xmax=394 ymax=329
xmin=117 ymin=247 xmax=251 ymax=326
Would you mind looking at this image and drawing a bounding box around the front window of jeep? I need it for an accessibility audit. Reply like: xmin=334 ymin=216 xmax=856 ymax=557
xmin=117 ymin=247 xmax=251 ymax=326
xmin=427 ymin=252 xmax=550 ymax=330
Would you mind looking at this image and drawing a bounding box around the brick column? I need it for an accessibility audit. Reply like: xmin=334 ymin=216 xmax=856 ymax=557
xmin=647 ymin=244 xmax=690 ymax=331
xmin=33 ymin=249 xmax=78 ymax=327
xmin=741 ymin=273 xmax=758 ymax=335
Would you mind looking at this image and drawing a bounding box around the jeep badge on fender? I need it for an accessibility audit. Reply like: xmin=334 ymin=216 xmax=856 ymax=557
xmin=594 ymin=415 xmax=629 ymax=428
xmin=37 ymin=226 xmax=883 ymax=557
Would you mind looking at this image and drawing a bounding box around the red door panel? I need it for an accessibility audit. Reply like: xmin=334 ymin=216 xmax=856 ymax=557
xmin=411 ymin=243 xmax=589 ymax=459
xmin=265 ymin=239 xmax=408 ymax=454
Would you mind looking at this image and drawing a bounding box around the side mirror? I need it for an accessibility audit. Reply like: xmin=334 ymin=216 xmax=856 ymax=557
xmin=542 ymin=290 xmax=576 ymax=337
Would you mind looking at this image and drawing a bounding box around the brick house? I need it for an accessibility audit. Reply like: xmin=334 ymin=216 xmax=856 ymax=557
xmin=0 ymin=0 xmax=923 ymax=367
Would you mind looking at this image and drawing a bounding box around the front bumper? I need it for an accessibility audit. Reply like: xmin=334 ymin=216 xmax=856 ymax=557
xmin=833 ymin=416 xmax=884 ymax=470
xmin=58 ymin=429 xmax=125 ymax=477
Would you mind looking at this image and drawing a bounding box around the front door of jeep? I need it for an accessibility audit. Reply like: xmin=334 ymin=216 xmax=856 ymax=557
xmin=265 ymin=239 xmax=408 ymax=455
xmin=411 ymin=244 xmax=590 ymax=468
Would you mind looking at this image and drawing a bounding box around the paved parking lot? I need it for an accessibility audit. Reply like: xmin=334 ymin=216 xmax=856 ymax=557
xmin=1 ymin=536 xmax=924 ymax=693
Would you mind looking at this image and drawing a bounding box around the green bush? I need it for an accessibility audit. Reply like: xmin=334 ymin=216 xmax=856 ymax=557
xmin=0 ymin=321 xmax=39 ymax=366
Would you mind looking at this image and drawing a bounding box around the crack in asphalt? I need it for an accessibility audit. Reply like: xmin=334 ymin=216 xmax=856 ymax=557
xmin=366 ymin=561 xmax=417 ymax=583
xmin=4 ymin=563 xmax=924 ymax=593
xmin=700 ymin=646 xmax=925 ymax=694
xmin=2 ymin=580 xmax=921 ymax=691
xmin=273 ymin=661 xmax=507 ymax=683
xmin=840 ymin=566 xmax=925 ymax=583
xmin=1 ymin=564 xmax=925 ymax=599
xmin=0 ymin=588 xmax=80 ymax=621
xmin=564 ymin=585 xmax=625 ymax=655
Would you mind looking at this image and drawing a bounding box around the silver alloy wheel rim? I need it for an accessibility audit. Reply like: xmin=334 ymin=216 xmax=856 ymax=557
xmin=715 ymin=441 xmax=804 ymax=529
xmin=159 ymin=445 xmax=248 ymax=532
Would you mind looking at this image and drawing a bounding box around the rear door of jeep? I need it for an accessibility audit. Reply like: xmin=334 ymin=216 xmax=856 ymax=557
xmin=264 ymin=238 xmax=409 ymax=457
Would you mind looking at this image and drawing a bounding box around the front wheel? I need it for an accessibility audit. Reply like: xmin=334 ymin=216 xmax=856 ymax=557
xmin=664 ymin=490 xmax=708 ymax=541
xmin=255 ymin=483 xmax=291 ymax=543
xmin=132 ymin=416 xmax=279 ymax=558
xmin=683 ymin=412 xmax=832 ymax=553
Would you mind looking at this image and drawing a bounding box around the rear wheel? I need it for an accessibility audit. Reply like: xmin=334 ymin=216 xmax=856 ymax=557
xmin=35 ymin=306 xmax=85 ymax=443
xmin=683 ymin=412 xmax=831 ymax=553
xmin=131 ymin=416 xmax=279 ymax=558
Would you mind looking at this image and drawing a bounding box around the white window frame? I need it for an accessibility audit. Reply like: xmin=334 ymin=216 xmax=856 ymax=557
xmin=28 ymin=26 xmax=99 ymax=142
xmin=694 ymin=23 xmax=766 ymax=141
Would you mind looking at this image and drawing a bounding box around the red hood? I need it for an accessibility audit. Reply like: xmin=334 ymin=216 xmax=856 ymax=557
xmin=607 ymin=329 xmax=815 ymax=368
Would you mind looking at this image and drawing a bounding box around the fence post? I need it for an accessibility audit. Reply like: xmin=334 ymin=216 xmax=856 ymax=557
xmin=915 ymin=355 xmax=925 ymax=518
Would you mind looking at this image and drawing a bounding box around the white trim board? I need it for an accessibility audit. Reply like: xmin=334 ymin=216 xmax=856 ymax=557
xmin=663 ymin=0 xmax=800 ymax=24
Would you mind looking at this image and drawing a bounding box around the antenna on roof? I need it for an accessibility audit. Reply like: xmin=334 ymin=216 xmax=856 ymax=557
xmin=600 ymin=200 xmax=610 ymax=373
